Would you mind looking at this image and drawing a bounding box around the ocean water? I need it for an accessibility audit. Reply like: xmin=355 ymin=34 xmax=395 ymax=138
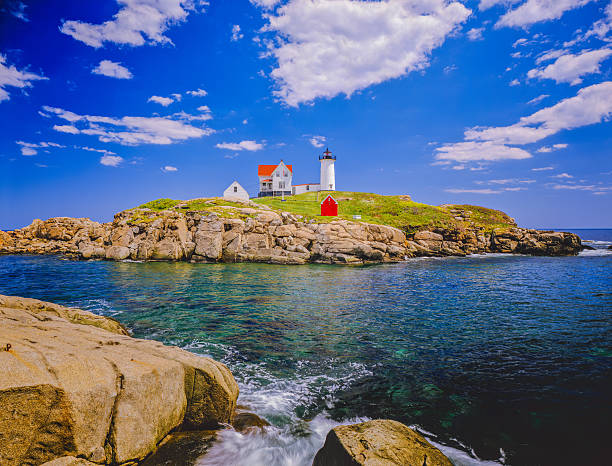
xmin=1 ymin=231 xmax=610 ymax=465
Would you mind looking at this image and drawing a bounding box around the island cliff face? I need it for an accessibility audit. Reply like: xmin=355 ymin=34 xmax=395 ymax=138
xmin=0 ymin=201 xmax=582 ymax=264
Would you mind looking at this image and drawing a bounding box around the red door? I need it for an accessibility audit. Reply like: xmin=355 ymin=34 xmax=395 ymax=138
xmin=321 ymin=195 xmax=338 ymax=216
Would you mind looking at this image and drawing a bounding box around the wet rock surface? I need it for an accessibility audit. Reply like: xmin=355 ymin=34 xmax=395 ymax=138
xmin=313 ymin=419 xmax=452 ymax=466
xmin=0 ymin=201 xmax=583 ymax=264
xmin=0 ymin=295 xmax=238 ymax=466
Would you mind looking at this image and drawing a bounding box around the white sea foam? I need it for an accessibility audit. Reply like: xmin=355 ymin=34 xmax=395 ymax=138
xmin=183 ymin=339 xmax=502 ymax=466
xmin=579 ymin=248 xmax=612 ymax=257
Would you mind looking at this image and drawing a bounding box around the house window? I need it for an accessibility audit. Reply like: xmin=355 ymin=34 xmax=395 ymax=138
xmin=279 ymin=181 xmax=285 ymax=189
xmin=234 ymin=186 xmax=238 ymax=193
xmin=306 ymin=185 xmax=309 ymax=191
xmin=276 ymin=172 xmax=280 ymax=177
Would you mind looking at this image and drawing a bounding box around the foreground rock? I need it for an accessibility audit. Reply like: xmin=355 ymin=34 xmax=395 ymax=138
xmin=313 ymin=419 xmax=452 ymax=466
xmin=0 ymin=295 xmax=238 ymax=466
xmin=0 ymin=200 xmax=583 ymax=264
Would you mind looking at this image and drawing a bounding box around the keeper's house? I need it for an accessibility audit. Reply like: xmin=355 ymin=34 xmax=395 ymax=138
xmin=258 ymin=160 xmax=292 ymax=197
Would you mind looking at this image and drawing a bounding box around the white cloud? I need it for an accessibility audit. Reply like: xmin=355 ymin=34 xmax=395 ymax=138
xmin=60 ymin=0 xmax=198 ymax=48
xmin=17 ymin=141 xmax=65 ymax=156
xmin=78 ymin=146 xmax=117 ymax=155
xmin=231 ymin=24 xmax=244 ymax=41
xmin=215 ymin=140 xmax=264 ymax=151
xmin=527 ymin=94 xmax=549 ymax=105
xmin=435 ymin=81 xmax=612 ymax=162
xmin=262 ymin=0 xmax=471 ymax=106
xmin=148 ymin=95 xmax=174 ymax=106
xmin=7 ymin=1 xmax=29 ymax=21
xmin=445 ymin=188 xmax=503 ymax=194
xmin=197 ymin=105 xmax=211 ymax=112
xmin=171 ymin=110 xmax=213 ymax=121
xmin=309 ymin=135 xmax=326 ymax=148
xmin=513 ymin=37 xmax=528 ymax=47
xmin=488 ymin=178 xmax=535 ymax=184
xmin=0 ymin=54 xmax=47 ymax=103
xmin=537 ymin=143 xmax=568 ymax=152
xmin=251 ymin=0 xmax=281 ymax=8
xmin=435 ymin=140 xmax=532 ymax=162
xmin=92 ymin=60 xmax=133 ymax=79
xmin=187 ymin=88 xmax=207 ymax=97
xmin=490 ymin=0 xmax=594 ymax=29
xmin=527 ymin=48 xmax=612 ymax=85
xmin=161 ymin=165 xmax=178 ymax=172
xmin=509 ymin=78 xmax=520 ymax=86
xmin=552 ymin=183 xmax=610 ymax=191
xmin=171 ymin=93 xmax=182 ymax=101
xmin=21 ymin=147 xmax=37 ymax=156
xmin=44 ymin=105 xmax=212 ymax=145
xmin=535 ymin=49 xmax=566 ymax=64
xmin=551 ymin=172 xmax=573 ymax=178
xmin=100 ymin=155 xmax=124 ymax=167
xmin=467 ymin=27 xmax=484 ymax=41
xmin=532 ymin=166 xmax=554 ymax=171
xmin=53 ymin=125 xmax=80 ymax=134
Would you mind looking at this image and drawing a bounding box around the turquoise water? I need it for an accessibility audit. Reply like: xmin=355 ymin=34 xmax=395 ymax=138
xmin=1 ymin=237 xmax=611 ymax=465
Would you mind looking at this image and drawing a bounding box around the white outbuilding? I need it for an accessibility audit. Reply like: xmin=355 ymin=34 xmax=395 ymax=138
xmin=223 ymin=181 xmax=249 ymax=201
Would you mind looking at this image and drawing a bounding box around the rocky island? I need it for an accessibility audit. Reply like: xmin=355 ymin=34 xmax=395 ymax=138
xmin=0 ymin=192 xmax=582 ymax=264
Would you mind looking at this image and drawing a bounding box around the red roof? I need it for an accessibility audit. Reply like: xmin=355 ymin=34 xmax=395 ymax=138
xmin=262 ymin=178 xmax=272 ymax=182
xmin=293 ymin=183 xmax=320 ymax=186
xmin=258 ymin=163 xmax=292 ymax=176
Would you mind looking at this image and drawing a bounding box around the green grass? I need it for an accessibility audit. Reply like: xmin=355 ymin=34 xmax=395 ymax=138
xmin=253 ymin=192 xmax=515 ymax=233
xmin=132 ymin=193 xmax=516 ymax=233
xmin=138 ymin=198 xmax=180 ymax=211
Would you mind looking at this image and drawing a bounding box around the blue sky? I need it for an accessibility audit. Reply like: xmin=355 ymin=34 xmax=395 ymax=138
xmin=1 ymin=0 xmax=611 ymax=229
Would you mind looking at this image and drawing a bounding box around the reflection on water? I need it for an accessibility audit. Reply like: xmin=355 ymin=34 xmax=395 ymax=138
xmin=1 ymin=252 xmax=611 ymax=465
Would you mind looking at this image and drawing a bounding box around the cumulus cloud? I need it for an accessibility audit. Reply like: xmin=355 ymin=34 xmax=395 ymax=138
xmin=44 ymin=105 xmax=212 ymax=145
xmin=532 ymin=166 xmax=554 ymax=171
xmin=467 ymin=27 xmax=484 ymax=40
xmin=231 ymin=25 xmax=244 ymax=41
xmin=261 ymin=0 xmax=471 ymax=106
xmin=537 ymin=143 xmax=568 ymax=152
xmin=161 ymin=165 xmax=178 ymax=172
xmin=527 ymin=48 xmax=612 ymax=85
xmin=0 ymin=54 xmax=47 ymax=103
xmin=17 ymin=141 xmax=65 ymax=157
xmin=551 ymin=172 xmax=573 ymax=178
xmin=309 ymin=135 xmax=326 ymax=148
xmin=215 ymin=140 xmax=264 ymax=151
xmin=482 ymin=0 xmax=595 ymax=29
xmin=53 ymin=125 xmax=80 ymax=134
xmin=60 ymin=0 xmax=199 ymax=48
xmin=436 ymin=140 xmax=532 ymax=162
xmin=92 ymin=60 xmax=133 ymax=79
xmin=251 ymin=0 xmax=281 ymax=8
xmin=100 ymin=155 xmax=124 ymax=167
xmin=186 ymin=88 xmax=207 ymax=97
xmin=435 ymin=81 xmax=612 ymax=162
xmin=148 ymin=95 xmax=174 ymax=106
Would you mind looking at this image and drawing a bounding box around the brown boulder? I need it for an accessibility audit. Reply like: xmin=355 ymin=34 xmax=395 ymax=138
xmin=313 ymin=419 xmax=452 ymax=466
xmin=0 ymin=295 xmax=238 ymax=465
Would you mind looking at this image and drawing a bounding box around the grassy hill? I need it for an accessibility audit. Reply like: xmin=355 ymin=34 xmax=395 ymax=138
xmin=135 ymin=192 xmax=516 ymax=234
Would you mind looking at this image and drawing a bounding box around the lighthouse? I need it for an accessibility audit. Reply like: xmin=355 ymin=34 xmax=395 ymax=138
xmin=319 ymin=148 xmax=336 ymax=191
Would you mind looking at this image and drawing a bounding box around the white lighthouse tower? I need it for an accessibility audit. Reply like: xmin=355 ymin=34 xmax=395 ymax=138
xmin=319 ymin=148 xmax=336 ymax=191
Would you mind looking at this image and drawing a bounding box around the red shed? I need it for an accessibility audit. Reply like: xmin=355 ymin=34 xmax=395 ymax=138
xmin=320 ymin=194 xmax=338 ymax=216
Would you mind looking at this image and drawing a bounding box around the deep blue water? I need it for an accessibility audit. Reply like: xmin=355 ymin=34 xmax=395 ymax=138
xmin=1 ymin=241 xmax=611 ymax=465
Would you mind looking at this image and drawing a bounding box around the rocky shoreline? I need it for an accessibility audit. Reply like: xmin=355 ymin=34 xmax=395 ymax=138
xmin=0 ymin=200 xmax=583 ymax=264
xmin=1 ymin=294 xmax=455 ymax=465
